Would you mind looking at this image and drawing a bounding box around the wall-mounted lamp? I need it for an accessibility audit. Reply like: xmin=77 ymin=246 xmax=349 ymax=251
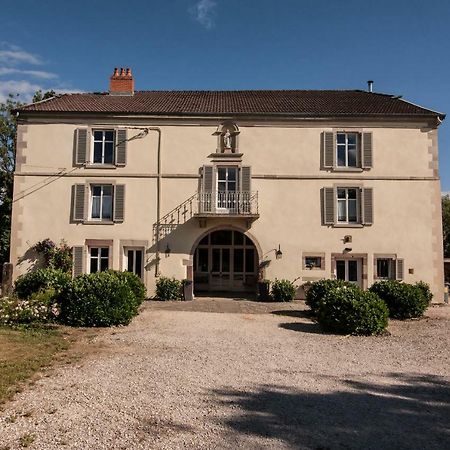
xmin=165 ymin=244 xmax=171 ymax=257
xmin=275 ymin=244 xmax=283 ymax=259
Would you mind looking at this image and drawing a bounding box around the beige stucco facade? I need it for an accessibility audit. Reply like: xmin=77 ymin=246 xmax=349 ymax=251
xmin=10 ymin=114 xmax=445 ymax=301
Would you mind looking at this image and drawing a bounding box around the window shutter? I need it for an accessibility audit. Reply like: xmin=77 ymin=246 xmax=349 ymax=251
xmin=116 ymin=129 xmax=127 ymax=166
xmin=114 ymin=184 xmax=125 ymax=222
xmin=72 ymin=184 xmax=86 ymax=222
xmin=202 ymin=166 xmax=214 ymax=192
xmin=322 ymin=187 xmax=335 ymax=225
xmin=362 ymin=132 xmax=373 ymax=168
xmin=75 ymin=129 xmax=88 ymax=165
xmin=201 ymin=165 xmax=214 ymax=213
xmin=323 ymin=132 xmax=334 ymax=168
xmin=240 ymin=166 xmax=251 ymax=192
xmin=396 ymin=259 xmax=404 ymax=280
xmin=362 ymin=188 xmax=373 ymax=225
xmin=72 ymin=246 xmax=84 ymax=277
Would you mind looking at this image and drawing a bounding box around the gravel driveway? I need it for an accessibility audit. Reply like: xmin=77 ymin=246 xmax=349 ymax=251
xmin=1 ymin=299 xmax=449 ymax=450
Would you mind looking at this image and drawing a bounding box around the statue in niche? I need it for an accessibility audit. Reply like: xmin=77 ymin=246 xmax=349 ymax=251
xmin=223 ymin=129 xmax=233 ymax=150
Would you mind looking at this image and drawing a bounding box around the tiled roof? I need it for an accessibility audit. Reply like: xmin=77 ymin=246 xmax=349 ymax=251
xmin=17 ymin=90 xmax=444 ymax=118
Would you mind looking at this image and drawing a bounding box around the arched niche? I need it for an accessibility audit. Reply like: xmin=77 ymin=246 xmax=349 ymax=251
xmin=213 ymin=122 xmax=240 ymax=153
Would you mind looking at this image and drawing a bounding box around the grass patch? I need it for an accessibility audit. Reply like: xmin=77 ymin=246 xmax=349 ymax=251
xmin=0 ymin=325 xmax=69 ymax=404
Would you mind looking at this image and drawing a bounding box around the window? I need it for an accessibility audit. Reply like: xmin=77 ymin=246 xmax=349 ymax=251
xmin=375 ymin=258 xmax=396 ymax=279
xmin=91 ymin=185 xmax=113 ymax=221
xmin=89 ymin=247 xmax=109 ymax=273
xmin=126 ymin=248 xmax=144 ymax=279
xmin=305 ymin=256 xmax=322 ymax=269
xmin=93 ymin=130 xmax=114 ymax=164
xmin=336 ymin=259 xmax=361 ymax=286
xmin=336 ymin=132 xmax=358 ymax=167
xmin=337 ymin=188 xmax=358 ymax=223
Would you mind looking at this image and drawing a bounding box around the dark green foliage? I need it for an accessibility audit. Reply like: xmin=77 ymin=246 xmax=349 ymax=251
xmin=305 ymin=279 xmax=359 ymax=313
xmin=271 ymin=279 xmax=296 ymax=302
xmin=14 ymin=268 xmax=71 ymax=299
xmin=415 ymin=281 xmax=433 ymax=304
xmin=369 ymin=280 xmax=430 ymax=319
xmin=317 ymin=285 xmax=388 ymax=335
xmin=108 ymin=270 xmax=147 ymax=304
xmin=59 ymin=271 xmax=143 ymax=327
xmin=155 ymin=276 xmax=182 ymax=300
xmin=33 ymin=239 xmax=73 ymax=272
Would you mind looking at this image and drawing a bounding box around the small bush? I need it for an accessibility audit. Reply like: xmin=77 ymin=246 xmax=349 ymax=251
xmin=415 ymin=281 xmax=433 ymax=304
xmin=271 ymin=279 xmax=296 ymax=302
xmin=0 ymin=289 xmax=60 ymax=325
xmin=155 ymin=277 xmax=182 ymax=301
xmin=14 ymin=268 xmax=71 ymax=300
xmin=369 ymin=280 xmax=430 ymax=319
xmin=33 ymin=238 xmax=73 ymax=272
xmin=108 ymin=270 xmax=147 ymax=304
xmin=59 ymin=271 xmax=141 ymax=327
xmin=305 ymin=279 xmax=359 ymax=314
xmin=317 ymin=286 xmax=388 ymax=335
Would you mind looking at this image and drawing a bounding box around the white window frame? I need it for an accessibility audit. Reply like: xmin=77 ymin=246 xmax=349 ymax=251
xmin=88 ymin=247 xmax=110 ymax=273
xmin=304 ymin=256 xmax=322 ymax=269
xmin=336 ymin=132 xmax=359 ymax=168
xmin=124 ymin=247 xmax=145 ymax=280
xmin=337 ymin=188 xmax=360 ymax=224
xmin=92 ymin=129 xmax=115 ymax=165
xmin=335 ymin=259 xmax=361 ymax=286
xmin=375 ymin=258 xmax=396 ymax=280
xmin=90 ymin=184 xmax=113 ymax=221
xmin=216 ymin=166 xmax=239 ymax=212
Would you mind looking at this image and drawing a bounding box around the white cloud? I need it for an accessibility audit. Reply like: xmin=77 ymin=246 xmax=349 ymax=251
xmin=0 ymin=80 xmax=43 ymax=102
xmin=0 ymin=44 xmax=42 ymax=65
xmin=0 ymin=68 xmax=57 ymax=79
xmin=190 ymin=0 xmax=217 ymax=29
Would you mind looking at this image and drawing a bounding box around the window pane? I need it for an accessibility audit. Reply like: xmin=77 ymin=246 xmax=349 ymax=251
xmin=135 ymin=250 xmax=143 ymax=277
xmin=104 ymin=142 xmax=114 ymax=164
xmin=234 ymin=231 xmax=244 ymax=245
xmin=92 ymin=185 xmax=101 ymax=196
xmin=348 ymin=260 xmax=358 ymax=282
xmin=91 ymin=196 xmax=100 ymax=218
xmin=337 ymin=189 xmax=346 ymax=199
xmin=222 ymin=249 xmax=230 ymax=272
xmin=94 ymin=131 xmax=103 ymax=141
xmin=337 ymin=146 xmax=346 ymax=166
xmin=228 ymin=169 xmax=236 ymax=181
xmin=100 ymin=257 xmax=109 ymax=272
xmin=348 ymin=189 xmax=357 ymax=199
xmin=338 ymin=200 xmax=346 ymax=222
xmin=127 ymin=250 xmax=134 ymax=272
xmin=198 ymin=248 xmax=208 ymax=272
xmin=234 ymin=249 xmax=244 ymax=272
xmin=348 ymin=199 xmax=357 ymax=222
xmin=218 ymin=182 xmax=226 ymax=192
xmin=348 ymin=147 xmax=357 ymax=167
xmin=217 ymin=168 xmax=226 ymax=181
xmin=337 ymin=133 xmax=345 ymax=144
xmin=336 ymin=261 xmax=345 ymax=280
xmin=102 ymin=195 xmax=112 ymax=220
xmin=211 ymin=230 xmax=232 ymax=245
xmin=377 ymin=259 xmax=390 ymax=278
xmin=212 ymin=249 xmax=220 ymax=272
xmin=93 ymin=142 xmax=103 ymax=163
xmin=104 ymin=131 xmax=114 ymax=142
xmin=91 ymin=248 xmax=98 ymax=257
xmin=90 ymin=257 xmax=98 ymax=274
xmin=245 ymin=249 xmax=255 ymax=273
xmin=347 ymin=134 xmax=357 ymax=145
xmin=199 ymin=235 xmax=209 ymax=245
xmin=102 ymin=185 xmax=113 ymax=196
xmin=100 ymin=248 xmax=109 ymax=258
xmin=305 ymin=257 xmax=321 ymax=268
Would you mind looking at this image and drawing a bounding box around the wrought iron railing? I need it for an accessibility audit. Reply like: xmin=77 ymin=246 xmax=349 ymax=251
xmin=197 ymin=191 xmax=259 ymax=215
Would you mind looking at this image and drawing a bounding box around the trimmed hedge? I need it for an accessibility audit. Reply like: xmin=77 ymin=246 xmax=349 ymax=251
xmin=14 ymin=268 xmax=72 ymax=299
xmin=271 ymin=279 xmax=296 ymax=302
xmin=317 ymin=285 xmax=388 ymax=335
xmin=369 ymin=280 xmax=430 ymax=319
xmin=59 ymin=271 xmax=145 ymax=327
xmin=305 ymin=279 xmax=359 ymax=314
xmin=155 ymin=277 xmax=182 ymax=301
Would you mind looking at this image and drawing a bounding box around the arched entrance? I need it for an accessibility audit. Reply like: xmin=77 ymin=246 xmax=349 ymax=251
xmin=193 ymin=228 xmax=258 ymax=293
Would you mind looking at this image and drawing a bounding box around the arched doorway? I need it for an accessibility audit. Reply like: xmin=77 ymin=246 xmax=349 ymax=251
xmin=193 ymin=229 xmax=258 ymax=293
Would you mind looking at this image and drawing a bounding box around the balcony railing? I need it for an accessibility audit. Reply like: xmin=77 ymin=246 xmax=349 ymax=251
xmin=197 ymin=191 xmax=259 ymax=216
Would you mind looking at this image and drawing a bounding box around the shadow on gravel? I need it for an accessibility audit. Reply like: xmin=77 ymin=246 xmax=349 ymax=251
xmin=271 ymin=310 xmax=313 ymax=319
xmin=211 ymin=373 xmax=450 ymax=449
xmin=278 ymin=322 xmax=323 ymax=334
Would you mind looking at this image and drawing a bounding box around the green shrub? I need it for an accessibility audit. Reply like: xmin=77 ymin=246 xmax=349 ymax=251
xmin=0 ymin=289 xmax=60 ymax=325
xmin=59 ymin=271 xmax=141 ymax=327
xmin=305 ymin=279 xmax=359 ymax=314
xmin=108 ymin=270 xmax=147 ymax=304
xmin=271 ymin=279 xmax=296 ymax=302
xmin=155 ymin=277 xmax=182 ymax=301
xmin=415 ymin=281 xmax=433 ymax=304
xmin=369 ymin=280 xmax=430 ymax=319
xmin=14 ymin=268 xmax=71 ymax=299
xmin=317 ymin=285 xmax=388 ymax=335
xmin=33 ymin=238 xmax=73 ymax=272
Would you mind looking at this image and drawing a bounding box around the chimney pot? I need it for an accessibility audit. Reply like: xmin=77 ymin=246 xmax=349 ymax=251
xmin=367 ymin=80 xmax=374 ymax=93
xmin=110 ymin=66 xmax=134 ymax=96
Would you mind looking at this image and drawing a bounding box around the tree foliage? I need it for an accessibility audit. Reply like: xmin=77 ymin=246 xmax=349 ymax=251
xmin=442 ymin=195 xmax=450 ymax=258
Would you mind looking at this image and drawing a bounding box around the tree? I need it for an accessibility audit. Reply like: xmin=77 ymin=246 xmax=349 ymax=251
xmin=32 ymin=89 xmax=56 ymax=103
xmin=442 ymin=195 xmax=450 ymax=258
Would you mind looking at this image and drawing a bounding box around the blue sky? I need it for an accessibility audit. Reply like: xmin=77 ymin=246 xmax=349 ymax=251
xmin=1 ymin=0 xmax=450 ymax=189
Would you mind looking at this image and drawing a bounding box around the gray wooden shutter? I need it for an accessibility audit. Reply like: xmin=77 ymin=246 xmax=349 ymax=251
xmin=396 ymin=259 xmax=404 ymax=280
xmin=201 ymin=165 xmax=214 ymax=213
xmin=72 ymin=184 xmax=86 ymax=222
xmin=202 ymin=165 xmax=214 ymax=192
xmin=75 ymin=129 xmax=88 ymax=165
xmin=240 ymin=166 xmax=251 ymax=192
xmin=323 ymin=132 xmax=334 ymax=168
xmin=362 ymin=132 xmax=373 ymax=168
xmin=115 ymin=129 xmax=127 ymax=166
xmin=322 ymin=187 xmax=335 ymax=225
xmin=72 ymin=246 xmax=84 ymax=277
xmin=114 ymin=184 xmax=125 ymax=222
xmin=362 ymin=188 xmax=373 ymax=225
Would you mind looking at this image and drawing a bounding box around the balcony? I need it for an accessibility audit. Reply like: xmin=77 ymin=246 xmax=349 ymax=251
xmin=196 ymin=191 xmax=259 ymax=218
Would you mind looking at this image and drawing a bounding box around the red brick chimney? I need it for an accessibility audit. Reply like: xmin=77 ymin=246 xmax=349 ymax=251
xmin=109 ymin=67 xmax=134 ymax=95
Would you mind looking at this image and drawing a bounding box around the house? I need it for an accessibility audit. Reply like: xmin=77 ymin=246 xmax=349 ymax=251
xmin=10 ymin=68 xmax=446 ymax=301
